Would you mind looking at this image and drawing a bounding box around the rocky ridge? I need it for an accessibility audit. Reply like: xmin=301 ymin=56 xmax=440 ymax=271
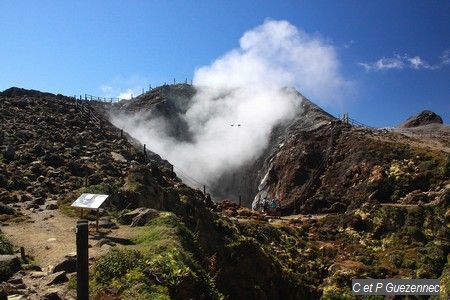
xmin=0 ymin=86 xmax=449 ymax=299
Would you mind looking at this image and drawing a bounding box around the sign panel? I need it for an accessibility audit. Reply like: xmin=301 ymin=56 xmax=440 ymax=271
xmin=71 ymin=193 xmax=109 ymax=209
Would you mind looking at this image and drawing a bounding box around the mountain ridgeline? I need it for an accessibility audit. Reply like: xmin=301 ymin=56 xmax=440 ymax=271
xmin=109 ymin=84 xmax=450 ymax=214
xmin=0 ymin=86 xmax=449 ymax=299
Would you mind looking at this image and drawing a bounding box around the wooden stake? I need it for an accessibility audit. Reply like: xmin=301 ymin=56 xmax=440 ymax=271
xmin=96 ymin=209 xmax=99 ymax=232
xmin=20 ymin=247 xmax=26 ymax=262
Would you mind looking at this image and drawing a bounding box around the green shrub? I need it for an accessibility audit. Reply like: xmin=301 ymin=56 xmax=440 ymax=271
xmin=94 ymin=248 xmax=145 ymax=284
xmin=0 ymin=234 xmax=13 ymax=255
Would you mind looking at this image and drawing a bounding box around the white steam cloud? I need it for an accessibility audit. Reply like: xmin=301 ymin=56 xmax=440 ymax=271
xmin=111 ymin=20 xmax=349 ymax=189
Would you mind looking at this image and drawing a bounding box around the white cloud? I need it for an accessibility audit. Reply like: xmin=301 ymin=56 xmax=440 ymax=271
xmin=358 ymin=57 xmax=404 ymax=71
xmin=98 ymin=76 xmax=148 ymax=100
xmin=344 ymin=40 xmax=354 ymax=49
xmin=360 ymin=49 xmax=450 ymax=72
xmin=442 ymin=49 xmax=450 ymax=65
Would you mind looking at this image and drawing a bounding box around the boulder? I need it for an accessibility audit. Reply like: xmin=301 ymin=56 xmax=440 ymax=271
xmin=399 ymin=110 xmax=443 ymax=128
xmin=0 ymin=203 xmax=16 ymax=215
xmin=46 ymin=271 xmax=68 ymax=285
xmin=43 ymin=154 xmax=64 ymax=168
xmin=32 ymin=197 xmax=46 ymax=206
xmin=0 ymin=255 xmax=21 ymax=282
xmin=118 ymin=208 xmax=159 ymax=226
xmin=97 ymin=217 xmax=118 ymax=229
xmin=41 ymin=291 xmax=62 ymax=300
xmin=402 ymin=190 xmax=429 ymax=204
xmin=53 ymin=256 xmax=76 ymax=273
xmin=0 ymin=175 xmax=7 ymax=189
xmin=2 ymin=145 xmax=15 ymax=161
xmin=45 ymin=203 xmax=58 ymax=210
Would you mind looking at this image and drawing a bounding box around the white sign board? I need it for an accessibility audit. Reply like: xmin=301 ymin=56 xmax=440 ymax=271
xmin=71 ymin=193 xmax=109 ymax=210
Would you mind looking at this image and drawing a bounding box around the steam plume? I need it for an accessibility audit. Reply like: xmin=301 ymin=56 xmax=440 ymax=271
xmin=111 ymin=20 xmax=349 ymax=189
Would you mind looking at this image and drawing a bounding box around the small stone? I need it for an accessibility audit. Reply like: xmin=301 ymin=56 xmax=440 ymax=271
xmin=30 ymin=271 xmax=47 ymax=279
xmin=7 ymin=295 xmax=26 ymax=300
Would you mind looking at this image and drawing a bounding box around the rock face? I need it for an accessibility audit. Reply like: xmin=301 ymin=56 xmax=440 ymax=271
xmin=0 ymin=87 xmax=173 ymax=213
xmin=399 ymin=110 xmax=443 ymax=128
xmin=109 ymin=85 xmax=450 ymax=216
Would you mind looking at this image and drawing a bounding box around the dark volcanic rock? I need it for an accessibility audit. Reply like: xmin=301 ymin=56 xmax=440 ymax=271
xmin=0 ymin=203 xmax=16 ymax=215
xmin=118 ymin=207 xmax=159 ymax=226
xmin=41 ymin=291 xmax=62 ymax=300
xmin=399 ymin=110 xmax=443 ymax=128
xmin=0 ymin=255 xmax=21 ymax=282
xmin=53 ymin=256 xmax=76 ymax=273
xmin=46 ymin=271 xmax=68 ymax=285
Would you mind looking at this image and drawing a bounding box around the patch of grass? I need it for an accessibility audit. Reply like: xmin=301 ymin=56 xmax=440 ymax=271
xmin=92 ymin=212 xmax=223 ymax=300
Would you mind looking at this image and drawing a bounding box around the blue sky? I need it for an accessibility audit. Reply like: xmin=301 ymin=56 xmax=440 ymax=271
xmin=1 ymin=0 xmax=449 ymax=127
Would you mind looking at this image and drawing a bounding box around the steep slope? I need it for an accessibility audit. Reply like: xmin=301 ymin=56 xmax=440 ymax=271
xmin=0 ymin=87 xmax=320 ymax=299
xmin=109 ymin=85 xmax=449 ymax=216
xmin=2 ymin=86 xmax=448 ymax=299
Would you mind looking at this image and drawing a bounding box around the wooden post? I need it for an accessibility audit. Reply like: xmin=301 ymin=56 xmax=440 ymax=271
xmin=96 ymin=209 xmax=99 ymax=232
xmin=143 ymin=144 xmax=147 ymax=156
xmin=76 ymin=219 xmax=89 ymax=300
xmin=120 ymin=129 xmax=123 ymax=138
xmin=203 ymin=185 xmax=206 ymax=195
xmin=20 ymin=247 xmax=26 ymax=262
xmin=239 ymin=195 xmax=242 ymax=207
xmin=142 ymin=88 xmax=144 ymax=95
xmin=173 ymin=78 xmax=175 ymax=84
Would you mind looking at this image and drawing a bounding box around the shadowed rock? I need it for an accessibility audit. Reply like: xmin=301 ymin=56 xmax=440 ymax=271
xmin=399 ymin=110 xmax=443 ymax=128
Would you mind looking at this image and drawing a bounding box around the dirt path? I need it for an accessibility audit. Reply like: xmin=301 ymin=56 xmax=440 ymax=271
xmin=1 ymin=202 xmax=136 ymax=299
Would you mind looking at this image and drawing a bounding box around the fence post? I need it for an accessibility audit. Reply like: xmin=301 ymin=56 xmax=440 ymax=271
xmin=143 ymin=144 xmax=146 ymax=156
xmin=76 ymin=219 xmax=89 ymax=300
xmin=120 ymin=129 xmax=123 ymax=138
xmin=203 ymin=185 xmax=206 ymax=195
xmin=239 ymin=195 xmax=242 ymax=207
